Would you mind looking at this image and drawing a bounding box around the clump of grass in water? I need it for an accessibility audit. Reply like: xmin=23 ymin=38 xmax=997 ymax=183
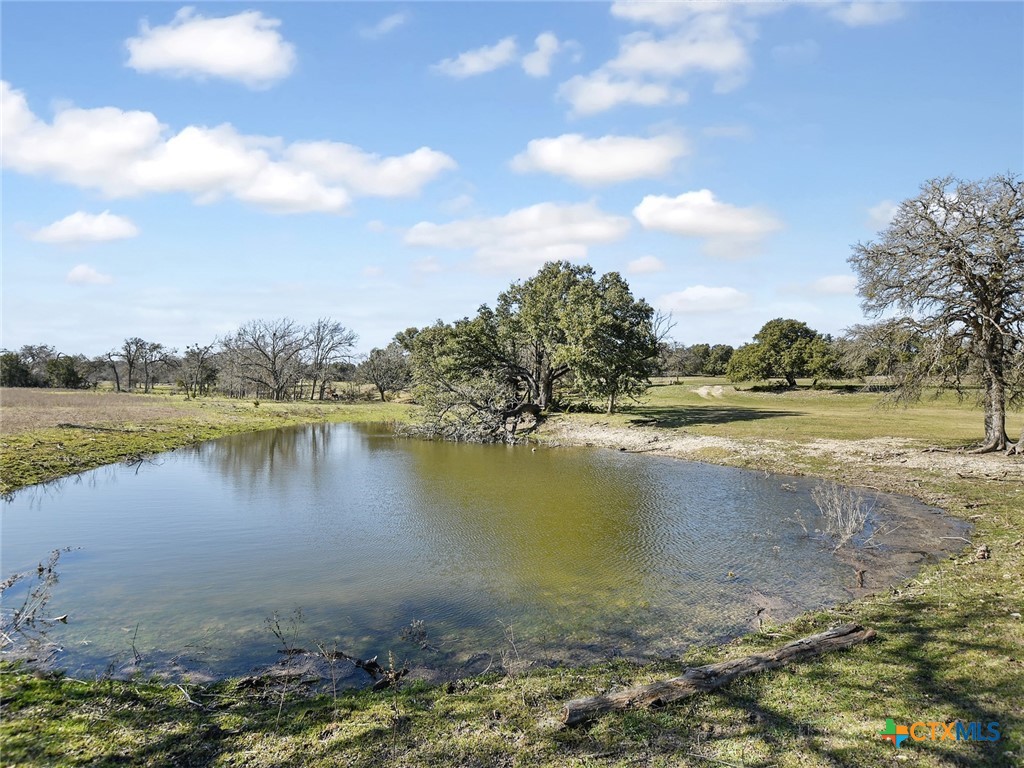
xmin=811 ymin=481 xmax=875 ymax=550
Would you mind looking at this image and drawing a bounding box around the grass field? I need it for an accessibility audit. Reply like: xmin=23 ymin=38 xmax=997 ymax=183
xmin=1 ymin=382 xmax=1022 ymax=767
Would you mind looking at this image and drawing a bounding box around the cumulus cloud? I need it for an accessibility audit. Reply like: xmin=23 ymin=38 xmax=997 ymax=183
xmin=657 ymin=285 xmax=750 ymax=313
xmin=559 ymin=72 xmax=686 ymax=116
xmin=433 ymin=36 xmax=519 ymax=78
xmin=286 ymin=142 xmax=457 ymax=197
xmin=867 ymin=199 xmax=899 ymax=230
xmin=405 ymin=201 xmax=631 ymax=271
xmin=810 ymin=275 xmax=858 ymax=295
xmin=66 ymin=264 xmax=114 ymax=285
xmin=827 ymin=2 xmax=906 ymax=27
xmin=31 ymin=211 xmax=139 ymax=244
xmin=510 ymin=133 xmax=687 ymax=186
xmin=1 ymin=81 xmax=454 ymax=214
xmin=521 ymin=32 xmax=564 ymax=77
xmin=360 ymin=12 xmax=409 ymax=40
xmin=559 ymin=5 xmax=752 ymax=115
xmin=607 ymin=14 xmax=751 ymax=88
xmin=626 ymin=255 xmax=665 ymax=274
xmin=633 ymin=189 xmax=782 ymax=258
xmin=125 ymin=7 xmax=296 ymax=88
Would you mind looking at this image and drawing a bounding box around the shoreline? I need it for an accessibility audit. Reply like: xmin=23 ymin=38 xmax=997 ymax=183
xmin=2 ymin=392 xmax=1022 ymax=766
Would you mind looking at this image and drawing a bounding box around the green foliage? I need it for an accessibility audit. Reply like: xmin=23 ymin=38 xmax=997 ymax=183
xmin=727 ymin=318 xmax=838 ymax=386
xmin=0 ymin=351 xmax=36 ymax=387
xmin=44 ymin=357 xmax=85 ymax=389
xmin=562 ymin=272 xmax=659 ymax=413
xmin=407 ymin=262 xmax=661 ymax=435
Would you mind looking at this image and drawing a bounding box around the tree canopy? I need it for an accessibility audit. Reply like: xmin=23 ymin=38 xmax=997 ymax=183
xmin=726 ymin=318 xmax=837 ymax=386
xmin=406 ymin=261 xmax=662 ymax=440
xmin=849 ymin=173 xmax=1024 ymax=453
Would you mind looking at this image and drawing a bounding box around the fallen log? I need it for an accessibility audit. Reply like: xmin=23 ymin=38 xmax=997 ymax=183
xmin=559 ymin=623 xmax=876 ymax=727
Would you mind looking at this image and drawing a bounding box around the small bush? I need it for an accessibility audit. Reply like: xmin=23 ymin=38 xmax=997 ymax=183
xmin=810 ymin=481 xmax=875 ymax=550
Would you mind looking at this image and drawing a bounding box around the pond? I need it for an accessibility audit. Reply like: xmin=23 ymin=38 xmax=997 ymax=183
xmin=1 ymin=422 xmax=968 ymax=684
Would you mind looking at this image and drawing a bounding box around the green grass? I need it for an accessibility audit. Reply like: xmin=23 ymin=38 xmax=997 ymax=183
xmin=1 ymin=382 xmax=1022 ymax=766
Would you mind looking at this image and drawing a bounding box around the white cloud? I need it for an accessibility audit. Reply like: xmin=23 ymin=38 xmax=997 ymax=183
xmin=285 ymin=142 xmax=456 ymax=197
xmin=559 ymin=71 xmax=686 ymax=116
xmin=405 ymin=201 xmax=631 ymax=271
xmin=522 ymin=32 xmax=562 ymax=77
xmin=607 ymin=15 xmax=751 ymax=89
xmin=66 ymin=264 xmax=114 ymax=285
xmin=626 ymin=255 xmax=665 ymax=274
xmin=1 ymin=80 xmax=452 ymax=214
xmin=125 ymin=7 xmax=296 ymax=89
xmin=360 ymin=12 xmax=409 ymax=40
xmin=559 ymin=5 xmax=751 ymax=115
xmin=658 ymin=285 xmax=750 ymax=313
xmin=366 ymin=220 xmax=387 ymax=233
xmin=610 ymin=0 xmax=724 ymax=27
xmin=867 ymin=199 xmax=898 ymax=230
xmin=771 ymin=39 xmax=820 ymax=65
xmin=634 ymin=189 xmax=782 ymax=258
xmin=827 ymin=2 xmax=906 ymax=27
xmin=433 ymin=36 xmax=518 ymax=78
xmin=510 ymin=133 xmax=687 ymax=186
xmin=810 ymin=275 xmax=858 ymax=295
xmin=32 ymin=211 xmax=139 ymax=244
xmin=361 ymin=265 xmax=385 ymax=277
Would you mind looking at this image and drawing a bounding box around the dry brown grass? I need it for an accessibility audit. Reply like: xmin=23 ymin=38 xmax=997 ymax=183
xmin=0 ymin=388 xmax=203 ymax=434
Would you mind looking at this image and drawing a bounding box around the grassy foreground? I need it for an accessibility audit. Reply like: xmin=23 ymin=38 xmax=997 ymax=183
xmin=1 ymin=382 xmax=1022 ymax=767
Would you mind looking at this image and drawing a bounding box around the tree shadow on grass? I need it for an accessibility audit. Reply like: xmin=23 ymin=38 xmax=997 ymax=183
xmin=552 ymin=602 xmax=1018 ymax=768
xmin=623 ymin=405 xmax=806 ymax=430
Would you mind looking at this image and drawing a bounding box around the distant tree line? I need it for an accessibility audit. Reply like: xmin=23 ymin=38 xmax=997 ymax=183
xmin=0 ymin=317 xmax=379 ymax=402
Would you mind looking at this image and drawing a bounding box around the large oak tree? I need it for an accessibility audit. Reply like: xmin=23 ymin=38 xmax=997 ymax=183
xmin=849 ymin=174 xmax=1024 ymax=453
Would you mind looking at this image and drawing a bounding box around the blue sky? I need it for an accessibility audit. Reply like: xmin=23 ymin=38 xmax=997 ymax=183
xmin=2 ymin=1 xmax=1022 ymax=357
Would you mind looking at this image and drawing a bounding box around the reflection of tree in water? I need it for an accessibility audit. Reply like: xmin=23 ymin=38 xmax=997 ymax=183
xmin=209 ymin=423 xmax=348 ymax=497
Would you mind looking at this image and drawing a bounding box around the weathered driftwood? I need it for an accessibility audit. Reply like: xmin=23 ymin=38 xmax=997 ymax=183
xmin=559 ymin=623 xmax=876 ymax=726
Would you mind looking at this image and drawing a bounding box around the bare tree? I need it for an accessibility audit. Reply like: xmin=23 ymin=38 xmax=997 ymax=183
xmin=849 ymin=174 xmax=1024 ymax=453
xmin=117 ymin=338 xmax=147 ymax=391
xmin=178 ymin=343 xmax=218 ymax=398
xmin=226 ymin=318 xmax=307 ymax=401
xmin=306 ymin=318 xmax=357 ymax=400
xmin=357 ymin=343 xmax=411 ymax=401
xmin=102 ymin=351 xmax=122 ymax=392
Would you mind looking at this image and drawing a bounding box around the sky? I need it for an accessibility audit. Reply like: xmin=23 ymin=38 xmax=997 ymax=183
xmin=2 ymin=1 xmax=1022 ymax=357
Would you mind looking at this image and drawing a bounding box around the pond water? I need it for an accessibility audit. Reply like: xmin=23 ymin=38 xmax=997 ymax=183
xmin=1 ymin=423 xmax=968 ymax=684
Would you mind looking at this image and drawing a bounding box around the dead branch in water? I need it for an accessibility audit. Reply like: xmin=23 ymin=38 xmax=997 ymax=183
xmin=556 ymin=623 xmax=876 ymax=727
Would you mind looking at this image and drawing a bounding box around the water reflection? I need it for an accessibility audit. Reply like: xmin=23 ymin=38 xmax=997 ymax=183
xmin=0 ymin=422 xmax=969 ymax=681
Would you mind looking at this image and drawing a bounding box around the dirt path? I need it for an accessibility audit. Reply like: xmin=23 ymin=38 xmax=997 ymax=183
xmin=543 ymin=418 xmax=1024 ymax=482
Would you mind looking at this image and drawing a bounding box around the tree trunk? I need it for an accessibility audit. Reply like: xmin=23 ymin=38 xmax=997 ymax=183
xmin=557 ymin=623 xmax=876 ymax=727
xmin=378 ymin=386 xmax=387 ymax=402
xmin=606 ymin=391 xmax=616 ymax=414
xmin=974 ymin=359 xmax=1008 ymax=453
xmin=109 ymin=360 xmax=121 ymax=392
xmin=784 ymin=373 xmax=796 ymax=387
